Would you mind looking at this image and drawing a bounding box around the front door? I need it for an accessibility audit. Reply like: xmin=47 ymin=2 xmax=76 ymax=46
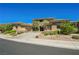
xmin=40 ymin=26 xmax=44 ymax=31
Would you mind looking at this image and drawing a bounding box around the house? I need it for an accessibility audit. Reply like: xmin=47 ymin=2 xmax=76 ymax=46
xmin=32 ymin=18 xmax=69 ymax=31
xmin=0 ymin=22 xmax=32 ymax=33
xmin=0 ymin=18 xmax=71 ymax=32
xmin=73 ymin=21 xmax=79 ymax=28
xmin=12 ymin=22 xmax=32 ymax=33
xmin=72 ymin=21 xmax=79 ymax=32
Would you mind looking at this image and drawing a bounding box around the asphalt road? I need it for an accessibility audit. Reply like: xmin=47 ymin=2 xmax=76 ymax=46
xmin=0 ymin=38 xmax=79 ymax=55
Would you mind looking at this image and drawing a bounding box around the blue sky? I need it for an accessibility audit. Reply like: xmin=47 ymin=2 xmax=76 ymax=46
xmin=0 ymin=3 xmax=79 ymax=24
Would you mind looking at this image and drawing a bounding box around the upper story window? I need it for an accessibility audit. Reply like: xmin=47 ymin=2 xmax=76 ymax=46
xmin=40 ymin=20 xmax=43 ymax=22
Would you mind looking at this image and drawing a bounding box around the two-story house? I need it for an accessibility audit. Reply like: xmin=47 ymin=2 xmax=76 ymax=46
xmin=32 ymin=18 xmax=69 ymax=31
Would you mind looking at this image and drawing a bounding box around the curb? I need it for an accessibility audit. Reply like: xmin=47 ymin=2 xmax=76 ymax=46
xmin=0 ymin=35 xmax=79 ymax=50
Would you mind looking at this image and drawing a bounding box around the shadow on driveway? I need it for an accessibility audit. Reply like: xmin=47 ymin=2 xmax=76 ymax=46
xmin=0 ymin=38 xmax=79 ymax=55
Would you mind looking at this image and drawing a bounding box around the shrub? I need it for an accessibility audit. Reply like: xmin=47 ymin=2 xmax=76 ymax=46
xmin=17 ymin=31 xmax=24 ymax=34
xmin=42 ymin=31 xmax=48 ymax=36
xmin=4 ymin=30 xmax=16 ymax=36
xmin=72 ymin=35 xmax=79 ymax=39
xmin=42 ymin=31 xmax=58 ymax=36
xmin=4 ymin=30 xmax=16 ymax=34
xmin=60 ymin=22 xmax=78 ymax=35
xmin=50 ymin=31 xmax=58 ymax=35
xmin=0 ymin=24 xmax=13 ymax=33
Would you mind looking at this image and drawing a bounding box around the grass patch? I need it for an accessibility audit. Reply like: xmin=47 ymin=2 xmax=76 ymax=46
xmin=4 ymin=30 xmax=17 ymax=36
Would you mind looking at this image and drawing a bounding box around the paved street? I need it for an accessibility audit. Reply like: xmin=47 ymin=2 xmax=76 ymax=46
xmin=0 ymin=38 xmax=79 ymax=55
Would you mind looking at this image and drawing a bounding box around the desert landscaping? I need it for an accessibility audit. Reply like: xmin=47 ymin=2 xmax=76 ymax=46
xmin=0 ymin=18 xmax=79 ymax=42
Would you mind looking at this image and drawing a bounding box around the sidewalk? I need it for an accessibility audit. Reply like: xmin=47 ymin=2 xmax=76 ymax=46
xmin=0 ymin=33 xmax=79 ymax=50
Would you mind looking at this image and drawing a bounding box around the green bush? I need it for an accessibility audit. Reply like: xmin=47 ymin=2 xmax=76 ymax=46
xmin=50 ymin=31 xmax=58 ymax=35
xmin=42 ymin=31 xmax=58 ymax=36
xmin=60 ymin=22 xmax=78 ymax=35
xmin=0 ymin=24 xmax=13 ymax=33
xmin=4 ymin=30 xmax=16 ymax=36
xmin=4 ymin=30 xmax=16 ymax=34
xmin=42 ymin=31 xmax=49 ymax=36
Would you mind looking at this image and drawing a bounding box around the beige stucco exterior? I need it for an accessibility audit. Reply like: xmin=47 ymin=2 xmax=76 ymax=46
xmin=51 ymin=25 xmax=58 ymax=31
xmin=12 ymin=26 xmax=27 ymax=33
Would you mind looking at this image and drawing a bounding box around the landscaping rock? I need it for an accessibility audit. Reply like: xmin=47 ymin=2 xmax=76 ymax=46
xmin=72 ymin=35 xmax=79 ymax=39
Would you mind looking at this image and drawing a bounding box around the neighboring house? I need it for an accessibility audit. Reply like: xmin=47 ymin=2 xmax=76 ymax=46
xmin=73 ymin=21 xmax=79 ymax=32
xmin=72 ymin=21 xmax=79 ymax=28
xmin=32 ymin=18 xmax=69 ymax=31
xmin=12 ymin=26 xmax=27 ymax=33
xmin=12 ymin=22 xmax=32 ymax=33
xmin=77 ymin=22 xmax=79 ymax=28
xmin=0 ymin=22 xmax=32 ymax=33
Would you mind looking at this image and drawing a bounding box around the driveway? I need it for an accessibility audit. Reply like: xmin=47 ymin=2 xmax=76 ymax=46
xmin=14 ymin=32 xmax=40 ymax=39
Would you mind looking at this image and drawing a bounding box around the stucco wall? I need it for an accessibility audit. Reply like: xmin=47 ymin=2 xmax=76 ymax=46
xmin=12 ymin=26 xmax=27 ymax=32
xmin=51 ymin=25 xmax=58 ymax=31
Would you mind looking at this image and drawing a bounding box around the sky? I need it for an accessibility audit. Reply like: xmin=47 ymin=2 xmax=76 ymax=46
xmin=0 ymin=3 xmax=79 ymax=24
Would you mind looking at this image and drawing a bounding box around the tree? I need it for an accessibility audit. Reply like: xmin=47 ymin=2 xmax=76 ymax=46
xmin=60 ymin=22 xmax=78 ymax=35
xmin=32 ymin=20 xmax=40 ymax=31
xmin=0 ymin=24 xmax=13 ymax=33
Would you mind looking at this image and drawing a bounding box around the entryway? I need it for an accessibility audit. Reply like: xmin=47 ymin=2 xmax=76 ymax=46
xmin=40 ymin=26 xmax=44 ymax=31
